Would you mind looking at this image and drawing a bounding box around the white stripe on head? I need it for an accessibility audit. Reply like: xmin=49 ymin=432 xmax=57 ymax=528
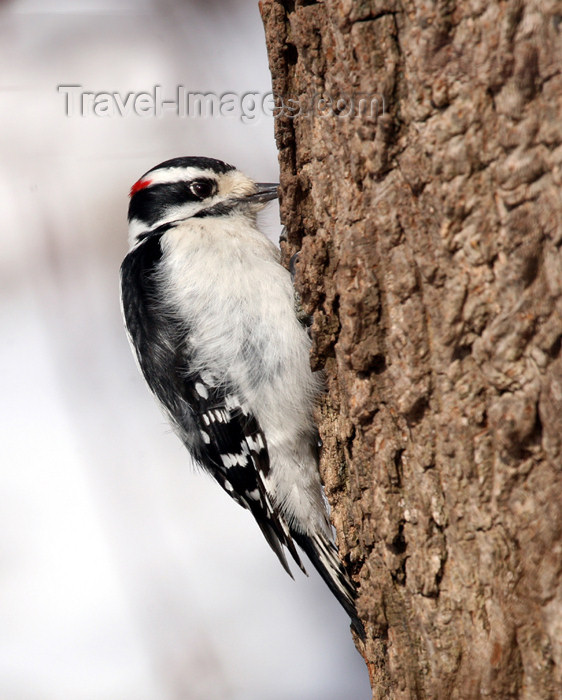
xmin=138 ymin=166 xmax=222 ymax=189
xmin=135 ymin=167 xmax=258 ymax=199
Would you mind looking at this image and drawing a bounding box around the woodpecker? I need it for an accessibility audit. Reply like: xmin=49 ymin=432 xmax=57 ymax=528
xmin=120 ymin=156 xmax=363 ymax=637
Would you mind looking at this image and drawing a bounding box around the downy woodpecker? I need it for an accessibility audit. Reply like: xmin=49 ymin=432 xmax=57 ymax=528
xmin=120 ymin=156 xmax=363 ymax=637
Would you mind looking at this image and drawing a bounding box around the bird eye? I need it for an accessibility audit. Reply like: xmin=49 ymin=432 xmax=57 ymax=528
xmin=189 ymin=179 xmax=215 ymax=199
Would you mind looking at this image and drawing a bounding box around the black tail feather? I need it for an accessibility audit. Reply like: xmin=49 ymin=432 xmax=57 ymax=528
xmin=293 ymin=530 xmax=365 ymax=639
xmin=256 ymin=515 xmax=307 ymax=579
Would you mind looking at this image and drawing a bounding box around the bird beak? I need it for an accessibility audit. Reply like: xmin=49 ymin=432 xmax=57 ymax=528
xmin=244 ymin=183 xmax=279 ymax=204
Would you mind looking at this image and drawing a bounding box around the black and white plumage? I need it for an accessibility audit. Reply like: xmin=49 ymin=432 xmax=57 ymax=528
xmin=120 ymin=156 xmax=363 ymax=637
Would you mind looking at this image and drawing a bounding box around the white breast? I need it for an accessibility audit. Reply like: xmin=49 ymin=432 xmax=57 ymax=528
xmin=159 ymin=213 xmax=328 ymax=533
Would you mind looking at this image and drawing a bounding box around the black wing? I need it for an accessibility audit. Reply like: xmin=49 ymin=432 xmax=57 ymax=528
xmin=120 ymin=234 xmax=305 ymax=576
xmin=178 ymin=366 xmax=306 ymax=577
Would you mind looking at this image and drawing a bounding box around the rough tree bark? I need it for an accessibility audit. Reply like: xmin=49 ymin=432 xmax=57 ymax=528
xmin=260 ymin=1 xmax=562 ymax=698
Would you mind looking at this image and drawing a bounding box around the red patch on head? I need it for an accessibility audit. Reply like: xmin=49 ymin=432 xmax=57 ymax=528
xmin=129 ymin=178 xmax=152 ymax=197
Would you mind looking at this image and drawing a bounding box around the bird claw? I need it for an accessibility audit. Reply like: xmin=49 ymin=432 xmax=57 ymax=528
xmin=289 ymin=251 xmax=300 ymax=282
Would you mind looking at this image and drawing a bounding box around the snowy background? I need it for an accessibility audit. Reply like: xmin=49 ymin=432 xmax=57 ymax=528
xmin=0 ymin=1 xmax=370 ymax=698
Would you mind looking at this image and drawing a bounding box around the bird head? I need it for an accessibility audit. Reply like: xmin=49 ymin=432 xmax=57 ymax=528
xmin=127 ymin=156 xmax=278 ymax=244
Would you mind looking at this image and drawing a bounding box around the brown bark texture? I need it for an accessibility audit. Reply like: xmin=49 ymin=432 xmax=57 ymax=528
xmin=260 ymin=1 xmax=562 ymax=698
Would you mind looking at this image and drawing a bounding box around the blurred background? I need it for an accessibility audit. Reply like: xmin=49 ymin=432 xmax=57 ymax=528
xmin=0 ymin=1 xmax=370 ymax=698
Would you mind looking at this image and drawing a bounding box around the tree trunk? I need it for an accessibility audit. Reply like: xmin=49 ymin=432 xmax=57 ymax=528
xmin=260 ymin=1 xmax=562 ymax=697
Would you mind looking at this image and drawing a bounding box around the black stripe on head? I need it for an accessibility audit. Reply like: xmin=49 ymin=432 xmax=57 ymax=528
xmin=193 ymin=201 xmax=238 ymax=218
xmin=143 ymin=156 xmax=235 ymax=179
xmin=128 ymin=179 xmax=215 ymax=226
